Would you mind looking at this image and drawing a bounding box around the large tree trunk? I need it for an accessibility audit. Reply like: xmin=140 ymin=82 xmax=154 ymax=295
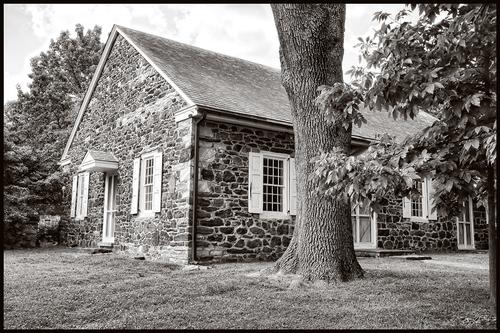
xmin=271 ymin=4 xmax=364 ymax=282
xmin=487 ymin=166 xmax=496 ymax=313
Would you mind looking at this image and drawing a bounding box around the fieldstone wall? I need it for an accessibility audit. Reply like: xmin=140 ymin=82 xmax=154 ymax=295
xmin=376 ymin=198 xmax=458 ymax=252
xmin=61 ymin=34 xmax=192 ymax=264
xmin=58 ymin=33 xmax=490 ymax=264
xmin=195 ymin=120 xmax=296 ymax=262
xmin=4 ymin=220 xmax=39 ymax=249
xmin=473 ymin=204 xmax=488 ymax=250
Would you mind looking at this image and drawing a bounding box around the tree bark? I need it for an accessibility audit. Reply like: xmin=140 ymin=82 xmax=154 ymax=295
xmin=487 ymin=166 xmax=496 ymax=313
xmin=271 ymin=4 xmax=364 ymax=282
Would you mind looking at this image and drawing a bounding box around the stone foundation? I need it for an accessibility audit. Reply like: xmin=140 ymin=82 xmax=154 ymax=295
xmin=117 ymin=243 xmax=189 ymax=265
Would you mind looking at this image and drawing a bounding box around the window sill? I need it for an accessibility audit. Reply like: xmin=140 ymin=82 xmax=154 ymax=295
xmin=407 ymin=217 xmax=429 ymax=223
xmin=260 ymin=212 xmax=292 ymax=219
xmin=135 ymin=211 xmax=156 ymax=220
xmin=354 ymin=243 xmax=377 ymax=250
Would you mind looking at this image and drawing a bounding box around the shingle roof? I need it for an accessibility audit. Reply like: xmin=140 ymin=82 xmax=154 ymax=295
xmin=117 ymin=26 xmax=437 ymax=143
xmin=87 ymin=150 xmax=118 ymax=162
xmin=352 ymin=109 xmax=437 ymax=143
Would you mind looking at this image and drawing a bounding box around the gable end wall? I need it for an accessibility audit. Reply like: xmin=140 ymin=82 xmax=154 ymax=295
xmin=61 ymin=34 xmax=193 ymax=264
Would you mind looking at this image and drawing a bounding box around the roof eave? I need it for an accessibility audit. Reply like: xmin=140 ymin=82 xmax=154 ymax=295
xmin=59 ymin=24 xmax=120 ymax=163
xmin=196 ymin=105 xmax=375 ymax=145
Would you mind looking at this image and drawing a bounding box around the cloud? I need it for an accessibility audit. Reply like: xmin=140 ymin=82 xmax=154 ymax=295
xmin=172 ymin=4 xmax=280 ymax=68
xmin=5 ymin=4 xmax=419 ymax=103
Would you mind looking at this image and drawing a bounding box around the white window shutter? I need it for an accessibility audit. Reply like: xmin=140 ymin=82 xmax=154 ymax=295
xmin=70 ymin=175 xmax=78 ymax=217
xmin=81 ymin=172 xmax=90 ymax=217
xmin=248 ymin=152 xmax=263 ymax=213
xmin=131 ymin=158 xmax=140 ymax=214
xmin=288 ymin=158 xmax=297 ymax=215
xmin=152 ymin=152 xmax=163 ymax=213
xmin=402 ymin=197 xmax=411 ymax=218
xmin=421 ymin=179 xmax=428 ymax=219
xmin=426 ymin=177 xmax=437 ymax=220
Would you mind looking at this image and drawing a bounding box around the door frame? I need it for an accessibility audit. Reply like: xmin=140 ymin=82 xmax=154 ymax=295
xmin=352 ymin=205 xmax=377 ymax=249
xmin=102 ymin=173 xmax=117 ymax=243
xmin=456 ymin=197 xmax=475 ymax=250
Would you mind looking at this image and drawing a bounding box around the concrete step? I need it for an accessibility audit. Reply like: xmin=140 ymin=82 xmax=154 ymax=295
xmin=355 ymin=249 xmax=416 ymax=258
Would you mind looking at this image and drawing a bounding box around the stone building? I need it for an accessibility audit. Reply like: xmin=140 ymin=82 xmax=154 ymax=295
xmin=59 ymin=25 xmax=488 ymax=265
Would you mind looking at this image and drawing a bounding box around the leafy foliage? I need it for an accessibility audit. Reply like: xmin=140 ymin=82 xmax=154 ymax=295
xmin=3 ymin=24 xmax=103 ymax=222
xmin=313 ymin=4 xmax=496 ymax=217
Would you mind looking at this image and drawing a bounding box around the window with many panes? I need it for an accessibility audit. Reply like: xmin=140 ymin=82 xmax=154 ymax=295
xmin=263 ymin=157 xmax=285 ymax=212
xmin=403 ymin=177 xmax=436 ymax=221
xmin=410 ymin=180 xmax=424 ymax=217
xmin=130 ymin=151 xmax=163 ymax=215
xmin=142 ymin=157 xmax=154 ymax=211
xmin=248 ymin=151 xmax=295 ymax=216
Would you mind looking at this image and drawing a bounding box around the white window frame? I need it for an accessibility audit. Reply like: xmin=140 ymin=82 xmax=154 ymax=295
xmin=75 ymin=173 xmax=86 ymax=220
xmin=138 ymin=151 xmax=156 ymax=217
xmin=260 ymin=151 xmax=290 ymax=219
xmin=409 ymin=179 xmax=427 ymax=220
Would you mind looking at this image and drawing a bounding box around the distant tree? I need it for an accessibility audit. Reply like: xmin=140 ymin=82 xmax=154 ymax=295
xmin=15 ymin=23 xmax=102 ymax=153
xmin=4 ymin=24 xmax=103 ymax=221
xmin=314 ymin=4 xmax=496 ymax=311
xmin=270 ymin=4 xmax=364 ymax=284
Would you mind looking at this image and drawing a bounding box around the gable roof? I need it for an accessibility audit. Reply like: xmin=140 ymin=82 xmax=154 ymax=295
xmin=117 ymin=26 xmax=437 ymax=141
xmin=61 ymin=24 xmax=437 ymax=162
xmin=117 ymin=26 xmax=291 ymax=124
xmin=85 ymin=150 xmax=119 ymax=162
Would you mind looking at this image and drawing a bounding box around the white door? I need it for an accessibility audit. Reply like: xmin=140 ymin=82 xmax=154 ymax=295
xmin=102 ymin=174 xmax=117 ymax=243
xmin=351 ymin=204 xmax=377 ymax=249
xmin=457 ymin=198 xmax=474 ymax=250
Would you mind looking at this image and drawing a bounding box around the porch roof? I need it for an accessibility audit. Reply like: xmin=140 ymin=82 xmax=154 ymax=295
xmin=79 ymin=150 xmax=119 ymax=172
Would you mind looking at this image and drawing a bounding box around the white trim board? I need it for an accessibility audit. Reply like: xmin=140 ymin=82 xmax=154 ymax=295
xmin=60 ymin=25 xmax=118 ymax=162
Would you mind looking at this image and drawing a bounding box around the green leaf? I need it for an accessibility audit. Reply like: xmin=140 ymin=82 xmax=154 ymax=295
xmin=425 ymin=83 xmax=435 ymax=94
xmin=445 ymin=180 xmax=454 ymax=192
xmin=470 ymin=138 xmax=479 ymax=149
xmin=470 ymin=94 xmax=481 ymax=107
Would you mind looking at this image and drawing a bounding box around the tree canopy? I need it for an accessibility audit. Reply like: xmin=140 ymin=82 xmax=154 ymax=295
xmin=3 ymin=24 xmax=103 ymax=222
xmin=314 ymin=4 xmax=496 ymax=216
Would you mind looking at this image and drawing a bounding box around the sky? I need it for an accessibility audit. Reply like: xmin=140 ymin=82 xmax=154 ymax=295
xmin=4 ymin=4 xmax=406 ymax=104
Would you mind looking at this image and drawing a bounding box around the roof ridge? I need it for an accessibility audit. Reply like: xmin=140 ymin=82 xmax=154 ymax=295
xmin=116 ymin=24 xmax=281 ymax=74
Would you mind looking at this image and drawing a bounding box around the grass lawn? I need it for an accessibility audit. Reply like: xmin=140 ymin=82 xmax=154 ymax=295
xmin=3 ymin=247 xmax=496 ymax=329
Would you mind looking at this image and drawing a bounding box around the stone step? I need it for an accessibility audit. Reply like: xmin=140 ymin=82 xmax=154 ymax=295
xmin=355 ymin=249 xmax=416 ymax=258
xmin=75 ymin=247 xmax=113 ymax=254
xmin=98 ymin=242 xmax=114 ymax=249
